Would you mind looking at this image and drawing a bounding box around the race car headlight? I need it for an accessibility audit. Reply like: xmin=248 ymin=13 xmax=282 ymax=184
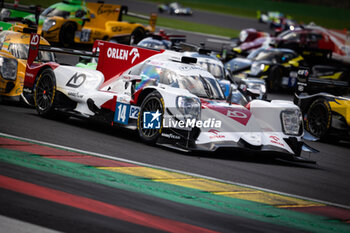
xmin=246 ymin=83 xmax=266 ymax=96
xmin=250 ymin=63 xmax=265 ymax=76
xmin=247 ymin=83 xmax=266 ymax=94
xmin=0 ymin=57 xmax=17 ymax=81
xmin=280 ymin=109 xmax=302 ymax=136
xmin=176 ymin=96 xmax=201 ymax=119
xmin=42 ymin=19 xmax=56 ymax=31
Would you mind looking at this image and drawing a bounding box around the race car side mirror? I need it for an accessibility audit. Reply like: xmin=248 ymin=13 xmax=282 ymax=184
xmin=123 ymin=75 xmax=142 ymax=82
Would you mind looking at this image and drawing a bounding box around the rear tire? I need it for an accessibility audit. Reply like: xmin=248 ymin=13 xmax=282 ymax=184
xmin=305 ymin=98 xmax=332 ymax=139
xmin=137 ymin=91 xmax=164 ymax=144
xmin=34 ymin=69 xmax=57 ymax=117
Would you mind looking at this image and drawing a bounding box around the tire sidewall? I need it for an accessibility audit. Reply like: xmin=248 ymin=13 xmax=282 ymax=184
xmin=267 ymin=66 xmax=282 ymax=92
xmin=137 ymin=91 xmax=164 ymax=144
xmin=305 ymin=98 xmax=332 ymax=138
xmin=130 ymin=27 xmax=145 ymax=45
xmin=34 ymin=69 xmax=56 ymax=116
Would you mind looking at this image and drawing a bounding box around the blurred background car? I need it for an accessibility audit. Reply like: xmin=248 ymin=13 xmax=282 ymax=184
xmin=158 ymin=2 xmax=192 ymax=16
xmin=0 ymin=30 xmax=54 ymax=102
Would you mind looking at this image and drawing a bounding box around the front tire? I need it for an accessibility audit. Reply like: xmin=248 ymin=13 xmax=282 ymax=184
xmin=130 ymin=27 xmax=145 ymax=45
xmin=267 ymin=66 xmax=282 ymax=92
xmin=34 ymin=69 xmax=56 ymax=117
xmin=137 ymin=91 xmax=164 ymax=144
xmin=305 ymin=98 xmax=332 ymax=139
xmin=59 ymin=22 xmax=77 ymax=47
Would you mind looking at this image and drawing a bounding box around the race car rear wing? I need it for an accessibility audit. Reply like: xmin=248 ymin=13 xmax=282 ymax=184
xmin=0 ymin=0 xmax=40 ymax=25
xmin=26 ymin=34 xmax=99 ymax=67
xmin=95 ymin=39 xmax=163 ymax=81
xmin=27 ymin=34 xmax=163 ymax=83
xmin=295 ymin=67 xmax=349 ymax=96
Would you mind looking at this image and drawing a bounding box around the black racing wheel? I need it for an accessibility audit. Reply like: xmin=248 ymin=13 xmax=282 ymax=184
xmin=267 ymin=66 xmax=282 ymax=92
xmin=34 ymin=69 xmax=57 ymax=117
xmin=305 ymin=98 xmax=332 ymax=139
xmin=59 ymin=22 xmax=77 ymax=47
xmin=137 ymin=91 xmax=164 ymax=144
xmin=130 ymin=27 xmax=145 ymax=45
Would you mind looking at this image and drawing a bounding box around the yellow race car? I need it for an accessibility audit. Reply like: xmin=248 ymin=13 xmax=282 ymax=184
xmin=40 ymin=0 xmax=157 ymax=47
xmin=295 ymin=68 xmax=350 ymax=141
xmin=0 ymin=30 xmax=55 ymax=101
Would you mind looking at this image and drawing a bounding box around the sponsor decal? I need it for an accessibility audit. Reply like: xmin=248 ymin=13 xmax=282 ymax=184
xmin=111 ymin=26 xmax=122 ymax=32
xmin=208 ymin=129 xmax=225 ymax=139
xmin=25 ymin=72 xmax=34 ymax=78
xmin=107 ymin=47 xmax=140 ymax=64
xmin=68 ymin=91 xmax=84 ymax=98
xmin=20 ymin=34 xmax=30 ymax=40
xmin=269 ymin=135 xmax=284 ymax=147
xmin=298 ymin=69 xmax=309 ymax=76
xmin=161 ymin=133 xmax=181 ymax=140
xmin=227 ymin=110 xmax=248 ymax=119
xmin=179 ymin=66 xmax=203 ymax=71
xmin=202 ymin=101 xmax=251 ymax=126
xmin=30 ymin=34 xmax=40 ymax=46
xmin=97 ymin=5 xmax=118 ymax=15
xmin=23 ymin=87 xmax=32 ymax=93
xmin=163 ymin=117 xmax=221 ymax=128
xmin=143 ymin=110 xmax=161 ymax=129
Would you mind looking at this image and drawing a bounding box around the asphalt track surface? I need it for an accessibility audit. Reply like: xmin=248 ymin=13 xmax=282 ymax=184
xmin=110 ymin=0 xmax=270 ymax=32
xmin=1 ymin=1 xmax=350 ymax=232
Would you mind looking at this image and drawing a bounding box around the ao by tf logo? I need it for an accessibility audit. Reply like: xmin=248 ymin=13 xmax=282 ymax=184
xmin=30 ymin=34 xmax=40 ymax=46
xmin=107 ymin=47 xmax=140 ymax=64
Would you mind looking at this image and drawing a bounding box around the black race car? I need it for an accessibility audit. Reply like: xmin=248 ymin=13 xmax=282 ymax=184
xmin=294 ymin=67 xmax=350 ymax=141
xmin=225 ymin=48 xmax=306 ymax=92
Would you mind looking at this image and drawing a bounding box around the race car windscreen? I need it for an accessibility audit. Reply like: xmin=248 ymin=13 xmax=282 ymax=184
xmin=8 ymin=43 xmax=56 ymax=62
xmin=197 ymin=61 xmax=225 ymax=80
xmin=136 ymin=64 xmax=225 ymax=100
xmin=138 ymin=40 xmax=170 ymax=50
xmin=248 ymin=49 xmax=296 ymax=63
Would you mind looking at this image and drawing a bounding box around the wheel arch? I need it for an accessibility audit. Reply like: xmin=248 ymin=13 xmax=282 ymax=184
xmin=33 ymin=65 xmax=56 ymax=92
xmin=298 ymin=94 xmax=334 ymax=115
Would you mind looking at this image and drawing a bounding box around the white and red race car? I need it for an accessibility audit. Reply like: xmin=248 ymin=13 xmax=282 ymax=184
xmin=23 ymin=34 xmax=317 ymax=161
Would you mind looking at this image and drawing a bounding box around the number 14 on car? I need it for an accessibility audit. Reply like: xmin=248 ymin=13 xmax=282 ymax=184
xmin=114 ymin=102 xmax=140 ymax=124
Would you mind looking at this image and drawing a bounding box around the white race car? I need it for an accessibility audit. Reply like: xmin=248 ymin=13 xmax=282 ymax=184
xmin=23 ymin=34 xmax=317 ymax=161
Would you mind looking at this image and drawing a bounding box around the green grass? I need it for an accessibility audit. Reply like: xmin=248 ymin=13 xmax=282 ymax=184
xmin=146 ymin=0 xmax=350 ymax=30
xmin=5 ymin=0 xmax=349 ymax=36
xmin=5 ymin=0 xmax=238 ymax=37
xmin=124 ymin=15 xmax=239 ymax=37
